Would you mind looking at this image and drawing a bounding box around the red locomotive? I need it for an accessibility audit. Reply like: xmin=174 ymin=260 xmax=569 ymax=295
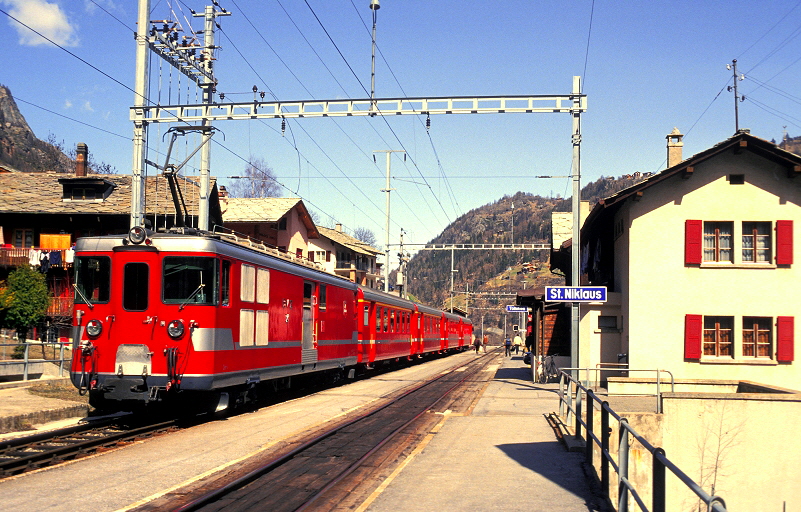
xmin=70 ymin=227 xmax=472 ymax=412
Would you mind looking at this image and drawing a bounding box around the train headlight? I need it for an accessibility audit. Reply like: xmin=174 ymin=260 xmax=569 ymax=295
xmin=129 ymin=226 xmax=147 ymax=245
xmin=86 ymin=319 xmax=103 ymax=338
xmin=167 ymin=320 xmax=185 ymax=339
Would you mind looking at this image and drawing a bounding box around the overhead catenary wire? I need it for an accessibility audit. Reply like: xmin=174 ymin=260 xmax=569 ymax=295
xmin=222 ymin=2 xmax=434 ymax=232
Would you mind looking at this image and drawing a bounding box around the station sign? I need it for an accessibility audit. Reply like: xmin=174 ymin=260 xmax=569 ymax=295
xmin=545 ymin=286 xmax=607 ymax=302
xmin=505 ymin=305 xmax=528 ymax=313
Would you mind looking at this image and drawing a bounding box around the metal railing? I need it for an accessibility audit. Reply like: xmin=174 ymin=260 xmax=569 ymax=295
xmin=0 ymin=341 xmax=71 ymax=380
xmin=562 ymin=366 xmax=674 ymax=414
xmin=557 ymin=370 xmax=727 ymax=512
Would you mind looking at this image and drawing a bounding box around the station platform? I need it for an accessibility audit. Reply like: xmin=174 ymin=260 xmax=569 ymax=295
xmin=364 ymin=351 xmax=606 ymax=512
xmin=0 ymin=352 xmax=606 ymax=511
xmin=0 ymin=374 xmax=88 ymax=436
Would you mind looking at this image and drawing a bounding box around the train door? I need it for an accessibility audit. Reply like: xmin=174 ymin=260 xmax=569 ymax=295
xmin=302 ymin=281 xmax=318 ymax=364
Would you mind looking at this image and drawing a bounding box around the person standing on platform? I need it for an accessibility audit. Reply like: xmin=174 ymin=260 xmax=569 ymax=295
xmin=504 ymin=337 xmax=512 ymax=356
xmin=482 ymin=334 xmax=488 ymax=353
xmin=473 ymin=334 xmax=481 ymax=354
xmin=513 ymin=333 xmax=523 ymax=354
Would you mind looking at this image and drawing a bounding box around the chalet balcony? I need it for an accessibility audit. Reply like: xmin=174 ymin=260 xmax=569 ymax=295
xmin=0 ymin=248 xmax=72 ymax=270
xmin=48 ymin=295 xmax=73 ymax=317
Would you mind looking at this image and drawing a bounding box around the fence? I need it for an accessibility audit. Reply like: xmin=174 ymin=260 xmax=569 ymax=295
xmin=0 ymin=341 xmax=71 ymax=381
xmin=557 ymin=370 xmax=727 ymax=512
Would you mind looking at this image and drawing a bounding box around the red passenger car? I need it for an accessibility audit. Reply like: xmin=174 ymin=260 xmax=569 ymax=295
xmin=70 ymin=228 xmax=471 ymax=412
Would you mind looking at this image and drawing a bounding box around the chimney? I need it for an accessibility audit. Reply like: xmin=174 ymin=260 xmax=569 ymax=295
xmin=218 ymin=185 xmax=228 ymax=198
xmin=666 ymin=128 xmax=683 ymax=168
xmin=335 ymin=223 xmax=343 ymax=232
xmin=76 ymin=143 xmax=88 ymax=176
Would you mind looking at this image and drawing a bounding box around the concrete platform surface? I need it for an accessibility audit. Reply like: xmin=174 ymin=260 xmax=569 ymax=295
xmin=363 ymin=354 xmax=605 ymax=512
xmin=0 ymin=352 xmax=604 ymax=511
xmin=0 ymin=377 xmax=88 ymax=435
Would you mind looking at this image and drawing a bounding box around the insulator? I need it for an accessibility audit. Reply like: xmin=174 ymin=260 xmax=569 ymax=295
xmin=281 ymin=118 xmax=286 ymax=136
xmin=252 ymin=85 xmax=258 ymax=93
xmin=219 ymin=93 xmax=225 ymax=100
xmin=260 ymin=91 xmax=265 ymax=99
xmin=162 ymin=23 xmax=168 ymax=33
xmin=426 ymin=114 xmax=431 ymax=131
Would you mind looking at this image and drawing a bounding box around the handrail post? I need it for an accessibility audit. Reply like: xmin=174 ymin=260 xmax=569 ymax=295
xmin=559 ymin=374 xmax=565 ymax=417
xmin=23 ymin=341 xmax=29 ymax=381
xmin=59 ymin=340 xmax=65 ymax=377
xmin=575 ymin=385 xmax=583 ymax=439
xmin=653 ymin=447 xmax=666 ymax=512
xmin=566 ymin=379 xmax=574 ymax=425
xmin=601 ymin=401 xmax=610 ymax=498
xmin=618 ymin=418 xmax=629 ymax=511
xmin=656 ymin=370 xmax=662 ymax=414
xmin=585 ymin=389 xmax=594 ymax=463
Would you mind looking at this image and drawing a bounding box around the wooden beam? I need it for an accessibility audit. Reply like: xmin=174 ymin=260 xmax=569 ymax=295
xmin=682 ymin=166 xmax=694 ymax=179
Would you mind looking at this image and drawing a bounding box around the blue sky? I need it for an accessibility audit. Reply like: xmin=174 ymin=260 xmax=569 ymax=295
xmin=2 ymin=0 xmax=801 ymax=264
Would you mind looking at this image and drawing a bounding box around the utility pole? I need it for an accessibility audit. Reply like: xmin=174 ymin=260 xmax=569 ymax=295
xmin=570 ymin=76 xmax=582 ymax=374
xmin=370 ymin=0 xmax=380 ymax=115
xmin=374 ymin=150 xmax=404 ymax=292
xmin=130 ymin=0 xmax=150 ymax=230
xmin=727 ymin=59 xmax=745 ymax=133
xmin=194 ymin=6 xmax=229 ymax=230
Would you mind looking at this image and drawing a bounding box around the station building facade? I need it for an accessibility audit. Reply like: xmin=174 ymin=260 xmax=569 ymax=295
xmin=578 ymin=131 xmax=799 ymax=387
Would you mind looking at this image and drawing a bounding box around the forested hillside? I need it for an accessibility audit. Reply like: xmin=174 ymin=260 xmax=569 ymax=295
xmin=405 ymin=174 xmax=648 ymax=333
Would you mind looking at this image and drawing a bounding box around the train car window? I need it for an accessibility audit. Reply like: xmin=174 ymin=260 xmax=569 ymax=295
xmin=73 ymin=256 xmax=111 ymax=304
xmin=255 ymin=310 xmax=269 ymax=346
xmin=390 ymin=310 xmax=395 ymax=333
xmin=319 ymin=285 xmax=326 ymax=311
xmin=240 ymin=309 xmax=254 ymax=346
xmin=123 ymin=263 xmax=148 ymax=311
xmin=221 ymin=260 xmax=231 ymax=307
xmin=375 ymin=307 xmax=380 ymax=333
xmin=303 ymin=282 xmax=313 ymax=308
xmin=256 ymin=268 xmax=270 ymax=304
xmin=163 ymin=257 xmax=218 ymax=305
xmin=383 ymin=308 xmax=389 ymax=332
xmin=363 ymin=305 xmax=369 ymax=327
xmin=240 ymin=264 xmax=255 ymax=303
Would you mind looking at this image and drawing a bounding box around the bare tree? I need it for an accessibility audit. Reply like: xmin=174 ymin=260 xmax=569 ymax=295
xmin=226 ymin=157 xmax=282 ymax=198
xmin=353 ymin=227 xmax=377 ymax=247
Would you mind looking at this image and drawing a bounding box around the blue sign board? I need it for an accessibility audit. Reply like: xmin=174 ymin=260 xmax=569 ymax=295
xmin=545 ymin=286 xmax=607 ymax=302
xmin=505 ymin=305 xmax=528 ymax=313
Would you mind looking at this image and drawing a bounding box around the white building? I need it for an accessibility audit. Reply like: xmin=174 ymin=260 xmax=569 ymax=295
xmin=578 ymin=130 xmax=798 ymax=387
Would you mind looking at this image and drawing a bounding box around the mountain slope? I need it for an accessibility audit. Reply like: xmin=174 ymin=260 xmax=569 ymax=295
xmin=0 ymin=85 xmax=75 ymax=173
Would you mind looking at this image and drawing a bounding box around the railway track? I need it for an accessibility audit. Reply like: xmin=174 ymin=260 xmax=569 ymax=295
xmin=0 ymin=416 xmax=180 ymax=477
xmin=161 ymin=349 xmax=501 ymax=512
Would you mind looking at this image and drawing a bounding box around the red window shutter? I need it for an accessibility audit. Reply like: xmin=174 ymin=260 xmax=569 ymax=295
xmin=684 ymin=314 xmax=702 ymax=359
xmin=777 ymin=316 xmax=794 ymax=362
xmin=326 ymin=251 xmax=331 ymax=263
xmin=776 ymin=220 xmax=793 ymax=265
xmin=685 ymin=220 xmax=702 ymax=265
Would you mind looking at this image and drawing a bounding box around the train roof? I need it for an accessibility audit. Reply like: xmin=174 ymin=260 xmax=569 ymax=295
xmin=75 ymin=230 xmax=358 ymax=290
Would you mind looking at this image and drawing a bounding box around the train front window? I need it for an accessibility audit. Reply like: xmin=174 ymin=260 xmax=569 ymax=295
xmin=73 ymin=256 xmax=111 ymax=304
xmin=123 ymin=263 xmax=149 ymax=311
xmin=163 ymin=257 xmax=218 ymax=305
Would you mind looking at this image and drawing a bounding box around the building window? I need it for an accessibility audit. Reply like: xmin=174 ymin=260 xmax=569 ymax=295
xmin=13 ymin=229 xmax=34 ymax=248
xmin=742 ymin=317 xmax=771 ymax=357
xmin=703 ymin=316 xmax=733 ymax=357
xmin=742 ymin=222 xmax=771 ymax=263
xmin=703 ymin=222 xmax=733 ymax=262
xmin=71 ymin=188 xmax=96 ymax=200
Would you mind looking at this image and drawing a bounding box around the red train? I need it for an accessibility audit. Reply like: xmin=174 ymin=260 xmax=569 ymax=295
xmin=69 ymin=227 xmax=472 ymax=412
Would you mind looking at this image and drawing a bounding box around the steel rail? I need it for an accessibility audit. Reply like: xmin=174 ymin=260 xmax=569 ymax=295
xmin=175 ymin=349 xmax=500 ymax=512
xmin=0 ymin=418 xmax=177 ymax=477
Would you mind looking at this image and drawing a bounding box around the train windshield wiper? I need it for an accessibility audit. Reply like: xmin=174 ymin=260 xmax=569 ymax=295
xmin=72 ymin=284 xmax=94 ymax=310
xmin=179 ymin=283 xmax=205 ymax=311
